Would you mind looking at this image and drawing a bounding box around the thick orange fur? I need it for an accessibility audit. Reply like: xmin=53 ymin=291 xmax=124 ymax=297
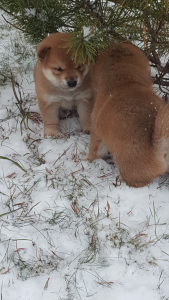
xmin=34 ymin=33 xmax=94 ymax=137
xmin=86 ymin=42 xmax=169 ymax=187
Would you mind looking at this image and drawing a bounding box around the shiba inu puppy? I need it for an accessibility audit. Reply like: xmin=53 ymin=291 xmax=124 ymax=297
xmin=34 ymin=33 xmax=94 ymax=137
xmin=85 ymin=42 xmax=169 ymax=187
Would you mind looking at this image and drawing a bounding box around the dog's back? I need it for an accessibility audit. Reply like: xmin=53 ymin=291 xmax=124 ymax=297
xmin=88 ymin=42 xmax=169 ymax=187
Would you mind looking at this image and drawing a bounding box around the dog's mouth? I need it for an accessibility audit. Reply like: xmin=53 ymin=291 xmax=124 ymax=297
xmin=60 ymin=86 xmax=78 ymax=92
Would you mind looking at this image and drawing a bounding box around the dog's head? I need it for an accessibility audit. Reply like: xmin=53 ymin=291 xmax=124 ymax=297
xmin=37 ymin=33 xmax=89 ymax=90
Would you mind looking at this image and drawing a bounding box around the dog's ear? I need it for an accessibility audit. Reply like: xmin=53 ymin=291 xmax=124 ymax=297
xmin=37 ymin=47 xmax=51 ymax=61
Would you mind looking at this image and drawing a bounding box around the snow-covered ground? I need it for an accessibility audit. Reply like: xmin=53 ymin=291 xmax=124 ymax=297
xmin=0 ymin=11 xmax=169 ymax=300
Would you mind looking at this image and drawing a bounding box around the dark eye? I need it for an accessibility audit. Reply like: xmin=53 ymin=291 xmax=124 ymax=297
xmin=77 ymin=65 xmax=82 ymax=70
xmin=54 ymin=67 xmax=63 ymax=71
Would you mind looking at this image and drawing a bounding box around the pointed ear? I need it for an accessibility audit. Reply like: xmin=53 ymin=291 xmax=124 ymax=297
xmin=37 ymin=46 xmax=51 ymax=61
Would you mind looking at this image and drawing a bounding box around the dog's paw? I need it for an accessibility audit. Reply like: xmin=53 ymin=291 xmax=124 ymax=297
xmin=44 ymin=126 xmax=59 ymax=138
xmin=82 ymin=153 xmax=95 ymax=162
xmin=82 ymin=154 xmax=89 ymax=161
xmin=82 ymin=129 xmax=90 ymax=135
xmin=81 ymin=124 xmax=91 ymax=135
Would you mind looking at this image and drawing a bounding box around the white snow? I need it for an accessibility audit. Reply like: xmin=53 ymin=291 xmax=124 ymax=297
xmin=83 ymin=26 xmax=91 ymax=41
xmin=0 ymin=10 xmax=169 ymax=300
xmin=25 ymin=8 xmax=36 ymax=17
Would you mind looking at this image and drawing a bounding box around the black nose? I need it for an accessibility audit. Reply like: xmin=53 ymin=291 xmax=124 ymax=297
xmin=67 ymin=80 xmax=77 ymax=88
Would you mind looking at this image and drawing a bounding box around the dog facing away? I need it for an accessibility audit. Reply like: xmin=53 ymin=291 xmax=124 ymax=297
xmin=34 ymin=32 xmax=95 ymax=137
xmin=85 ymin=42 xmax=169 ymax=187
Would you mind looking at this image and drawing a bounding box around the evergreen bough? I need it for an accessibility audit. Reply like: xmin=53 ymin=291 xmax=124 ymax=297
xmin=0 ymin=0 xmax=169 ymax=96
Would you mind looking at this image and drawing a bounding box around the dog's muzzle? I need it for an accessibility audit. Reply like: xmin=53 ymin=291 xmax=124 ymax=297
xmin=67 ymin=79 xmax=77 ymax=88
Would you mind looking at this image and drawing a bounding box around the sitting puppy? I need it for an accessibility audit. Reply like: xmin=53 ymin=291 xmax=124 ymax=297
xmin=34 ymin=32 xmax=94 ymax=137
xmin=85 ymin=42 xmax=169 ymax=187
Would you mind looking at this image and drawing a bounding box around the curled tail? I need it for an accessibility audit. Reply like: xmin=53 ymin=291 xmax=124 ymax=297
xmin=153 ymin=103 xmax=169 ymax=172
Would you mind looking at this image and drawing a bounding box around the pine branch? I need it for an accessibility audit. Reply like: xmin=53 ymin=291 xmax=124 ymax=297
xmin=1 ymin=13 xmax=24 ymax=32
xmin=0 ymin=0 xmax=169 ymax=96
xmin=83 ymin=0 xmax=106 ymax=25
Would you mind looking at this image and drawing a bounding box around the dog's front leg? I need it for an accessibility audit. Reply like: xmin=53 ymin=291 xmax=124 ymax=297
xmin=77 ymin=99 xmax=94 ymax=134
xmin=38 ymin=100 xmax=60 ymax=137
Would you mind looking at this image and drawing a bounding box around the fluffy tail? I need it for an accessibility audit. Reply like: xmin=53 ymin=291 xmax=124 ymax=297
xmin=153 ymin=103 xmax=169 ymax=172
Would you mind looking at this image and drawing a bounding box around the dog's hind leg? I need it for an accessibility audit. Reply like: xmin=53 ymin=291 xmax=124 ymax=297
xmin=153 ymin=103 xmax=169 ymax=172
xmin=83 ymin=130 xmax=104 ymax=161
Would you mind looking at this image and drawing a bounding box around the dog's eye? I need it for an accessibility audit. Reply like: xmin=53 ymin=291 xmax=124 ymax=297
xmin=77 ymin=65 xmax=82 ymax=70
xmin=54 ymin=67 xmax=63 ymax=72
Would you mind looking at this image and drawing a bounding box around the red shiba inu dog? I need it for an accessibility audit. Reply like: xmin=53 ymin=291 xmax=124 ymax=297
xmin=34 ymin=32 xmax=94 ymax=137
xmin=85 ymin=42 xmax=169 ymax=187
